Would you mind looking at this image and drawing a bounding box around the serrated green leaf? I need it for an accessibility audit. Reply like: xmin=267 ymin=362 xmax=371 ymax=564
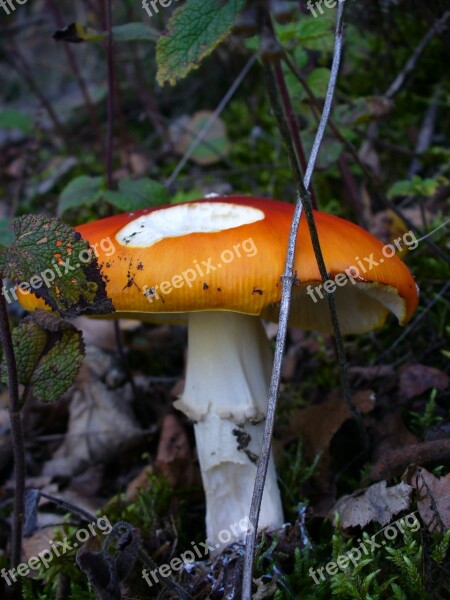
xmin=0 ymin=321 xmax=48 ymax=385
xmin=3 ymin=215 xmax=114 ymax=317
xmin=0 ymin=243 xmax=7 ymax=273
xmin=104 ymin=178 xmax=169 ymax=211
xmin=0 ymin=218 xmax=15 ymax=247
xmin=30 ymin=328 xmax=84 ymax=403
xmin=0 ymin=109 xmax=33 ymax=133
xmin=156 ymin=0 xmax=245 ymax=86
xmin=112 ymin=22 xmax=158 ymax=42
xmin=58 ymin=176 xmax=104 ymax=216
xmin=277 ymin=14 xmax=333 ymax=50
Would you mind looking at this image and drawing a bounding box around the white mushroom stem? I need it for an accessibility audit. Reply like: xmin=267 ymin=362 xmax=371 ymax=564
xmin=174 ymin=312 xmax=284 ymax=551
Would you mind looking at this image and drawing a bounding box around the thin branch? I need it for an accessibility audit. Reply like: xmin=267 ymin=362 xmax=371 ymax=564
xmin=242 ymin=3 xmax=349 ymax=597
xmin=8 ymin=39 xmax=67 ymax=144
xmin=385 ymin=10 xmax=450 ymax=100
xmin=102 ymin=0 xmax=139 ymax=402
xmin=165 ymin=54 xmax=258 ymax=189
xmin=46 ymin=0 xmax=103 ymax=151
xmin=0 ymin=280 xmax=25 ymax=581
xmin=104 ymin=0 xmax=115 ymax=190
xmin=37 ymin=492 xmax=192 ymax=598
xmin=272 ymin=59 xmax=318 ymax=208
xmin=376 ymin=279 xmax=450 ymax=363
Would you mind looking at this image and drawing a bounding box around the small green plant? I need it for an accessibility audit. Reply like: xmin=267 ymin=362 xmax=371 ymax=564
xmin=408 ymin=389 xmax=443 ymax=436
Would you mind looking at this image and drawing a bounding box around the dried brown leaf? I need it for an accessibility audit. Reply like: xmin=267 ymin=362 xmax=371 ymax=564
xmin=333 ymin=481 xmax=413 ymax=529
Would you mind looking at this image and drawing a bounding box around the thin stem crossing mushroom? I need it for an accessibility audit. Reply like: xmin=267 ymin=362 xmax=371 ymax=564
xmin=18 ymin=197 xmax=419 ymax=549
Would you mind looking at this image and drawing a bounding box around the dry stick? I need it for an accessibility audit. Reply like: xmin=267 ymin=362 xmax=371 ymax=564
xmin=37 ymin=492 xmax=192 ymax=599
xmin=242 ymin=4 xmax=348 ymax=598
xmin=124 ymin=1 xmax=166 ymax=142
xmin=0 ymin=280 xmax=25 ymax=591
xmin=272 ymin=59 xmax=318 ymax=209
xmin=104 ymin=0 xmax=115 ymax=191
xmin=376 ymin=279 xmax=450 ymax=363
xmin=46 ymin=0 xmax=103 ymax=150
xmin=407 ymin=86 xmax=440 ymax=178
xmin=362 ymin=9 xmax=450 ymax=189
xmin=103 ymin=0 xmax=138 ymax=402
xmin=8 ymin=40 xmax=67 ymax=144
xmin=384 ymin=9 xmax=450 ymax=101
xmin=165 ymin=54 xmax=258 ymax=189
xmin=284 ymin=55 xmax=450 ymax=267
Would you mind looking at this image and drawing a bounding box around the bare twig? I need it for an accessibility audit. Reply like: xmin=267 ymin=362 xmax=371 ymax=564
xmin=47 ymin=0 xmax=103 ymax=151
xmin=369 ymin=439 xmax=450 ymax=482
xmin=37 ymin=492 xmax=192 ymax=598
xmin=8 ymin=40 xmax=66 ymax=143
xmin=102 ymin=0 xmax=139 ymax=402
xmin=376 ymin=279 xmax=450 ymax=363
xmin=0 ymin=280 xmax=25 ymax=587
xmin=242 ymin=3 xmax=348 ymax=597
xmin=385 ymin=10 xmax=450 ymax=100
xmin=408 ymin=86 xmax=440 ymax=177
xmin=272 ymin=59 xmax=317 ymax=208
xmin=361 ymin=10 xmax=450 ymax=182
xmin=104 ymin=0 xmax=115 ymax=190
xmin=165 ymin=54 xmax=258 ymax=189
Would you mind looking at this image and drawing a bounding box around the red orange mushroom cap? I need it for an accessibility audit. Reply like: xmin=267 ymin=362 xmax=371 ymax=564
xmin=18 ymin=196 xmax=419 ymax=334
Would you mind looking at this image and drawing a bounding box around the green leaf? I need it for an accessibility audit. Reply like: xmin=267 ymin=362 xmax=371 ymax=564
xmin=0 ymin=218 xmax=14 ymax=246
xmin=387 ymin=180 xmax=414 ymax=200
xmin=31 ymin=327 xmax=84 ymax=403
xmin=2 ymin=215 xmax=114 ymax=317
xmin=307 ymin=68 xmax=331 ymax=99
xmin=112 ymin=22 xmax=158 ymax=42
xmin=104 ymin=178 xmax=169 ymax=211
xmin=0 ymin=320 xmax=47 ymax=386
xmin=156 ymin=0 xmax=245 ymax=86
xmin=0 ymin=313 xmax=85 ymax=403
xmin=277 ymin=14 xmax=333 ymax=50
xmin=0 ymin=109 xmax=33 ymax=133
xmin=58 ymin=176 xmax=104 ymax=216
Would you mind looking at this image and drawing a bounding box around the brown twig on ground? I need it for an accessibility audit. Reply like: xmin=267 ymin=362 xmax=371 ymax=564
xmin=0 ymin=280 xmax=25 ymax=599
xmin=369 ymin=439 xmax=450 ymax=482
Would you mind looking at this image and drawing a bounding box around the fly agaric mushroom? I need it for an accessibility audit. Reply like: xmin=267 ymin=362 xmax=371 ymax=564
xmin=18 ymin=197 xmax=418 ymax=549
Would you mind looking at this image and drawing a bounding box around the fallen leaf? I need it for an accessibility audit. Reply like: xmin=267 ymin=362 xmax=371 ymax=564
xmin=333 ymin=481 xmax=413 ymax=529
xmin=42 ymin=347 xmax=142 ymax=478
xmin=169 ymin=111 xmax=230 ymax=165
xmin=404 ymin=466 xmax=450 ymax=532
xmin=400 ymin=364 xmax=449 ymax=401
xmin=289 ymin=389 xmax=375 ymax=457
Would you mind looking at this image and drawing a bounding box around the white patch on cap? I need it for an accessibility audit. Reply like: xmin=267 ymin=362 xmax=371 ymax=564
xmin=116 ymin=202 xmax=265 ymax=247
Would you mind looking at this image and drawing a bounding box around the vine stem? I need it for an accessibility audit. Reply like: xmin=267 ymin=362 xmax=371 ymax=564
xmin=242 ymin=3 xmax=347 ymax=597
xmin=0 ymin=280 xmax=25 ymax=586
xmin=105 ymin=0 xmax=115 ymax=190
